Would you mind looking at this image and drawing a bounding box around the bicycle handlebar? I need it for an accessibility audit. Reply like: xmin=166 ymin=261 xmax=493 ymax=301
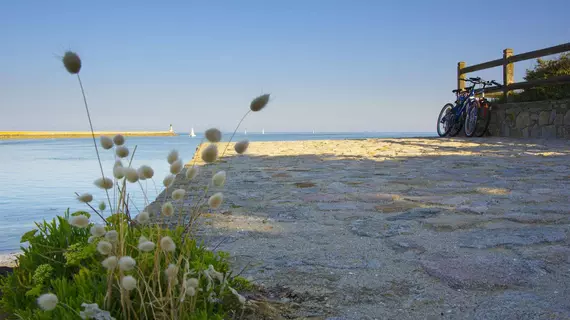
xmin=459 ymin=77 xmax=502 ymax=87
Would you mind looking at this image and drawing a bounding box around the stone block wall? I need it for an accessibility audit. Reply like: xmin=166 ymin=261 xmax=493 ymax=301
xmin=487 ymin=99 xmax=570 ymax=139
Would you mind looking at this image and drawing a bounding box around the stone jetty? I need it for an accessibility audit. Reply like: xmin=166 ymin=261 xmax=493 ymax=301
xmin=146 ymin=137 xmax=570 ymax=319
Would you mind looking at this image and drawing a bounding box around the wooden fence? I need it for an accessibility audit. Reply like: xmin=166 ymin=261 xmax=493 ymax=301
xmin=457 ymin=42 xmax=570 ymax=100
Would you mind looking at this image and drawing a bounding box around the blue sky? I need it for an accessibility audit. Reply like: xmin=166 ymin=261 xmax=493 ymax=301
xmin=0 ymin=0 xmax=568 ymax=133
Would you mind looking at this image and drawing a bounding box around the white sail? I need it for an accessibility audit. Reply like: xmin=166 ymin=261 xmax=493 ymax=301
xmin=190 ymin=128 xmax=196 ymax=137
xmin=262 ymin=129 xmax=265 ymax=135
xmin=244 ymin=129 xmax=247 ymax=135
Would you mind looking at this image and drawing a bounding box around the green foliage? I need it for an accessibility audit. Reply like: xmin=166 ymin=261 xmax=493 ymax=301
xmin=494 ymin=53 xmax=570 ymax=103
xmin=523 ymin=53 xmax=570 ymax=101
xmin=64 ymin=242 xmax=97 ymax=267
xmin=0 ymin=213 xmax=251 ymax=319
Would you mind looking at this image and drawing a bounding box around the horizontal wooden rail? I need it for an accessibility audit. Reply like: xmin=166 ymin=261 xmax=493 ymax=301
xmin=457 ymin=42 xmax=570 ymax=101
xmin=508 ymin=43 xmax=570 ymax=64
xmin=508 ymin=74 xmax=570 ymax=91
xmin=472 ymin=75 xmax=570 ymax=95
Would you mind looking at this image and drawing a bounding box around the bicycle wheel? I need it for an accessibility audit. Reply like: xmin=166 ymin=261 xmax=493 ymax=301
xmin=436 ymin=103 xmax=454 ymax=137
xmin=464 ymin=99 xmax=480 ymax=137
xmin=474 ymin=99 xmax=491 ymax=137
xmin=448 ymin=113 xmax=463 ymax=137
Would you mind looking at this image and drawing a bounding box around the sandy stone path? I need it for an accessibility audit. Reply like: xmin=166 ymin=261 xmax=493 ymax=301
xmin=147 ymin=137 xmax=570 ymax=319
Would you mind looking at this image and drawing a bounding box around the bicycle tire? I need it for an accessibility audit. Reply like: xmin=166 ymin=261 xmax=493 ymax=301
xmin=436 ymin=103 xmax=454 ymax=137
xmin=464 ymin=99 xmax=480 ymax=137
xmin=474 ymin=100 xmax=491 ymax=137
xmin=448 ymin=113 xmax=463 ymax=137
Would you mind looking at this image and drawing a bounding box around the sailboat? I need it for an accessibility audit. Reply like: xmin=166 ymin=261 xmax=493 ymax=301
xmin=262 ymin=129 xmax=265 ymax=135
xmin=189 ymin=128 xmax=196 ymax=137
xmin=244 ymin=129 xmax=247 ymax=135
xmin=312 ymin=129 xmax=315 ymax=134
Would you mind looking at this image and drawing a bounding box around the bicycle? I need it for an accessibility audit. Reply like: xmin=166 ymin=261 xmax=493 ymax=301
xmin=436 ymin=77 xmax=480 ymax=137
xmin=436 ymin=77 xmax=502 ymax=137
xmin=473 ymin=79 xmax=502 ymax=137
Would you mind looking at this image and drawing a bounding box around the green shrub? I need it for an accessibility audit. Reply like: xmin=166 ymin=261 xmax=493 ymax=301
xmin=492 ymin=53 xmax=570 ymax=103
xmin=1 ymin=212 xmax=249 ymax=319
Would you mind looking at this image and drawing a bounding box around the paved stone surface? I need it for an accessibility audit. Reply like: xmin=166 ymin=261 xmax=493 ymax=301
xmin=146 ymin=137 xmax=570 ymax=319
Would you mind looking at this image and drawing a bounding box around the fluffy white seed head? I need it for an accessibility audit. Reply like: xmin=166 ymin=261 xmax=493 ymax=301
xmin=170 ymin=160 xmax=183 ymax=175
xmin=98 ymin=201 xmax=106 ymax=211
xmin=201 ymin=144 xmax=218 ymax=163
xmin=212 ymin=171 xmax=226 ymax=187
xmin=167 ymin=149 xmax=179 ymax=165
xmin=185 ymin=166 xmax=198 ymax=180
xmin=124 ymin=167 xmax=139 ymax=183
xmin=185 ymin=278 xmax=199 ymax=289
xmin=62 ymin=51 xmax=81 ymax=74
xmin=208 ymin=192 xmax=224 ymax=209
xmin=205 ymin=128 xmax=222 ymax=143
xmin=185 ymin=286 xmax=196 ymax=297
xmin=163 ymin=175 xmax=175 ymax=188
xmin=162 ymin=202 xmax=174 ymax=217
xmin=135 ymin=211 xmax=150 ymax=224
xmin=97 ymin=241 xmax=113 ymax=255
xmin=77 ymin=193 xmax=93 ymax=203
xmin=138 ymin=241 xmax=155 ymax=252
xmin=250 ymin=94 xmax=270 ymax=112
xmin=115 ymin=146 xmax=129 ymax=158
xmin=160 ymin=236 xmax=176 ymax=252
xmin=94 ymin=177 xmax=114 ymax=190
xmin=172 ymin=189 xmax=186 ymax=201
xmin=105 ymin=230 xmax=118 ymax=242
xmin=70 ymin=214 xmax=90 ymax=228
xmin=100 ymin=136 xmax=114 ymax=150
xmin=229 ymin=287 xmax=246 ymax=304
xmin=138 ymin=165 xmax=154 ymax=179
xmin=118 ymin=256 xmax=136 ymax=271
xmin=234 ymin=140 xmax=250 ymax=154
xmin=102 ymin=256 xmax=118 ymax=270
xmin=90 ymin=224 xmax=106 ymax=237
xmin=165 ymin=264 xmax=178 ymax=279
xmin=113 ymin=134 xmax=125 ymax=146
xmin=208 ymin=264 xmax=224 ymax=282
xmin=113 ymin=161 xmax=124 ymax=179
xmin=121 ymin=275 xmax=137 ymax=291
xmin=37 ymin=293 xmax=59 ymax=311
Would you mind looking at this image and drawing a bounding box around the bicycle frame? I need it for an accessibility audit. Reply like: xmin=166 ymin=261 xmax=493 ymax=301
xmin=450 ymin=85 xmax=477 ymax=122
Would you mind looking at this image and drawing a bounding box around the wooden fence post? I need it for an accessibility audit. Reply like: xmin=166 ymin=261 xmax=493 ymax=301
xmin=457 ymin=61 xmax=466 ymax=91
xmin=503 ymin=48 xmax=514 ymax=101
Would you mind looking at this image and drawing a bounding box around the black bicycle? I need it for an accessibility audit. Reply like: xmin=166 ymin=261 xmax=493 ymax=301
xmin=437 ymin=77 xmax=479 ymax=137
xmin=437 ymin=77 xmax=502 ymax=137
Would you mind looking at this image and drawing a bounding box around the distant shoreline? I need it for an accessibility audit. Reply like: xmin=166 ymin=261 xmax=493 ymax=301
xmin=0 ymin=131 xmax=178 ymax=140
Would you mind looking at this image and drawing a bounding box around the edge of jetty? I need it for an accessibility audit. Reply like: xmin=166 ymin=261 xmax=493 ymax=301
xmin=0 ymin=131 xmax=177 ymax=140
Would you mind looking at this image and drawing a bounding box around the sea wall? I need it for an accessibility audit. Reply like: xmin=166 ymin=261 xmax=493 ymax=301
xmin=487 ymin=98 xmax=570 ymax=139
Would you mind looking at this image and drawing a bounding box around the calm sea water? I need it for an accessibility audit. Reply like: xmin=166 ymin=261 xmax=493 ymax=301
xmin=0 ymin=132 xmax=435 ymax=253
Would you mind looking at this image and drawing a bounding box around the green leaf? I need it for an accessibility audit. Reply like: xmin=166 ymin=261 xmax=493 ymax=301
xmin=20 ymin=229 xmax=38 ymax=243
xmin=25 ymin=285 xmax=42 ymax=298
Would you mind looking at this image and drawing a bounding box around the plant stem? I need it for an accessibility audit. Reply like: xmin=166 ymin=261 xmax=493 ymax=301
xmin=74 ymin=192 xmax=107 ymax=223
xmin=76 ymin=74 xmax=113 ymax=216
xmin=221 ymin=110 xmax=250 ymax=159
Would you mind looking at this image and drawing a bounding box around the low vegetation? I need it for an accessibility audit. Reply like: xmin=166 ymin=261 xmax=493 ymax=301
xmin=494 ymin=53 xmax=570 ymax=103
xmin=0 ymin=51 xmax=271 ymax=319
